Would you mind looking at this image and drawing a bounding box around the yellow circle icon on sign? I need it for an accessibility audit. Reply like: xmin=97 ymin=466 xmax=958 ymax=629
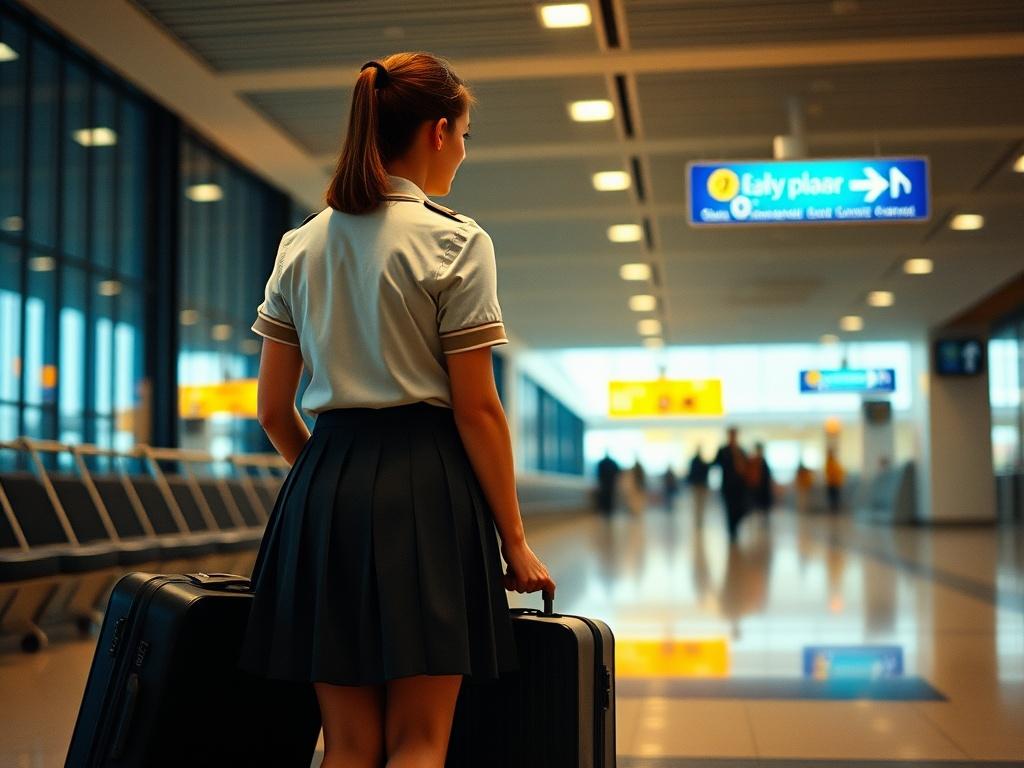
xmin=706 ymin=168 xmax=740 ymax=202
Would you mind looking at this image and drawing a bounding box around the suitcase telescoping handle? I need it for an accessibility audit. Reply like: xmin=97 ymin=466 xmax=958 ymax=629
xmin=186 ymin=572 xmax=252 ymax=592
xmin=542 ymin=590 xmax=554 ymax=616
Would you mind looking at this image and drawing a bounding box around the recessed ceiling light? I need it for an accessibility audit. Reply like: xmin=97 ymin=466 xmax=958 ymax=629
xmin=643 ymin=337 xmax=664 ymax=349
xmin=620 ymin=263 xmax=651 ymax=281
xmin=0 ymin=43 xmax=18 ymax=62
xmin=186 ymin=183 xmax=223 ymax=202
xmin=72 ymin=127 xmax=118 ymax=147
xmin=592 ymin=171 xmax=630 ymax=191
xmin=867 ymin=290 xmax=894 ymax=307
xmin=904 ymin=257 xmax=933 ymax=275
xmin=212 ymin=324 xmax=233 ymax=341
xmin=637 ymin=318 xmax=662 ymax=336
xmin=569 ymin=99 xmax=614 ymax=122
xmin=539 ymin=3 xmax=592 ymax=28
xmin=1 ymin=215 xmax=22 ymax=232
xmin=607 ymin=224 xmax=642 ymax=243
xmin=28 ymin=256 xmax=56 ymax=272
xmin=820 ymin=334 xmax=839 ymax=345
xmin=629 ymin=295 xmax=657 ymax=312
xmin=949 ymin=213 xmax=984 ymax=231
xmin=97 ymin=280 xmax=122 ymax=296
xmin=179 ymin=309 xmax=200 ymax=326
xmin=1014 ymin=154 xmax=1024 ymax=173
xmin=839 ymin=315 xmax=864 ymax=332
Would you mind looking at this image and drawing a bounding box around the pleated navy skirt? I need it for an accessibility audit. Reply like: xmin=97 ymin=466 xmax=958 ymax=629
xmin=238 ymin=402 xmax=519 ymax=686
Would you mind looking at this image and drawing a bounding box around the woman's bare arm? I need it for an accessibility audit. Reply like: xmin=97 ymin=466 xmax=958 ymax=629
xmin=255 ymin=338 xmax=309 ymax=465
xmin=447 ymin=347 xmax=555 ymax=595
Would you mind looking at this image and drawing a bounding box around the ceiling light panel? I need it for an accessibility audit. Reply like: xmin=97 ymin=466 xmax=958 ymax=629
xmin=904 ymin=258 xmax=933 ymax=275
xmin=638 ymin=319 xmax=662 ymax=336
xmin=839 ymin=315 xmax=864 ymax=332
xmin=620 ymin=263 xmax=652 ymax=281
xmin=629 ymin=295 xmax=657 ymax=312
xmin=592 ymin=171 xmax=631 ymax=191
xmin=867 ymin=291 xmax=894 ymax=307
xmin=569 ymin=99 xmax=614 ymax=122
xmin=607 ymin=224 xmax=642 ymax=243
xmin=539 ymin=4 xmax=592 ymax=29
xmin=949 ymin=213 xmax=984 ymax=230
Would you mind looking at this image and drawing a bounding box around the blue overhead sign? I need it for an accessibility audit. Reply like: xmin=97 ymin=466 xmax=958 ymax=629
xmin=688 ymin=157 xmax=930 ymax=226
xmin=804 ymin=646 xmax=904 ymax=680
xmin=800 ymin=368 xmax=896 ymax=394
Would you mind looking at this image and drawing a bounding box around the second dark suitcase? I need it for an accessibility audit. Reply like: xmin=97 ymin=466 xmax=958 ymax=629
xmin=65 ymin=572 xmax=322 ymax=768
xmin=446 ymin=593 xmax=616 ymax=767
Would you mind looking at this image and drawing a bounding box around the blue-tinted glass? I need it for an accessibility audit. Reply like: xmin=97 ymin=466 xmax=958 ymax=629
xmin=0 ymin=404 xmax=17 ymax=442
xmin=0 ymin=19 xmax=25 ymax=236
xmin=90 ymin=81 xmax=116 ymax=269
xmin=27 ymin=39 xmax=58 ymax=250
xmin=59 ymin=266 xmax=86 ymax=442
xmin=93 ymin=275 xmax=114 ymax=416
xmin=114 ymin=287 xmax=144 ymax=449
xmin=62 ymin=61 xmax=89 ymax=261
xmin=23 ymin=257 xmax=56 ymax=408
xmin=0 ymin=244 xmax=20 ymax=403
xmin=22 ymin=405 xmax=54 ymax=440
xmin=118 ymin=98 xmax=146 ymax=279
xmin=95 ymin=415 xmax=112 ymax=450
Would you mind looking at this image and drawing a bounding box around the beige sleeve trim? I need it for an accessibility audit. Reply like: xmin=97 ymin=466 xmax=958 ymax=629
xmin=441 ymin=322 xmax=508 ymax=354
xmin=252 ymin=313 xmax=299 ymax=346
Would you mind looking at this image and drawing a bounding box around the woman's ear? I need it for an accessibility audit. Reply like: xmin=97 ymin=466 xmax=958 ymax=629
xmin=433 ymin=117 xmax=448 ymax=151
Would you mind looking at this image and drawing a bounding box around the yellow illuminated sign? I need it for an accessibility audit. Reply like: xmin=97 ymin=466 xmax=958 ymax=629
xmin=609 ymin=379 xmax=724 ymax=417
xmin=616 ymin=638 xmax=730 ymax=678
xmin=179 ymin=380 xmax=259 ymax=419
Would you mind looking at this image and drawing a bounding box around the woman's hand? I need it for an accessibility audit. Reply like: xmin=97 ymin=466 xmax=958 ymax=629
xmin=501 ymin=539 xmax=556 ymax=596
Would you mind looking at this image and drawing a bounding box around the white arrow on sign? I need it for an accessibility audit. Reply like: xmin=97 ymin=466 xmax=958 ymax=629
xmin=889 ymin=167 xmax=912 ymax=199
xmin=849 ymin=167 xmax=889 ymax=203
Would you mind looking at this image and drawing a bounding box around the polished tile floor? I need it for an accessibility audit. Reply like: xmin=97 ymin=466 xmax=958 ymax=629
xmin=1 ymin=498 xmax=1021 ymax=766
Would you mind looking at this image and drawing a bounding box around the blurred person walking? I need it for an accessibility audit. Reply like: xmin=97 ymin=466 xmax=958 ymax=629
xmin=746 ymin=442 xmax=775 ymax=516
xmin=686 ymin=447 xmax=711 ymax=529
xmin=623 ymin=460 xmax=648 ymax=515
xmin=825 ymin=448 xmax=845 ymax=513
xmin=662 ymin=466 xmax=680 ymax=511
xmin=713 ymin=427 xmax=749 ymax=543
xmin=794 ymin=461 xmax=814 ymax=514
xmin=595 ymin=452 xmax=620 ymax=516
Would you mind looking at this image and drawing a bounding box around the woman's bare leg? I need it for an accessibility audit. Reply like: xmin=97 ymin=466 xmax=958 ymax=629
xmin=384 ymin=674 xmax=463 ymax=768
xmin=314 ymin=682 xmax=386 ymax=768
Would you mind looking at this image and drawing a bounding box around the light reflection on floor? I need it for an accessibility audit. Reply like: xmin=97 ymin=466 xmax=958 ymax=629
xmin=1 ymin=499 xmax=1022 ymax=765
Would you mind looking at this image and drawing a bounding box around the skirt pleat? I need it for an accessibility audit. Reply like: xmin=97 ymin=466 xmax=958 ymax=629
xmin=238 ymin=403 xmax=518 ymax=686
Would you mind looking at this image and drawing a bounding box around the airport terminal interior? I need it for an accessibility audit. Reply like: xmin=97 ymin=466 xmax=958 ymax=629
xmin=0 ymin=0 xmax=1022 ymax=766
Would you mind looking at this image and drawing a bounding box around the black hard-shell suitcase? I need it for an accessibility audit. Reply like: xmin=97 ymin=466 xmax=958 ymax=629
xmin=447 ymin=592 xmax=616 ymax=767
xmin=65 ymin=572 xmax=321 ymax=768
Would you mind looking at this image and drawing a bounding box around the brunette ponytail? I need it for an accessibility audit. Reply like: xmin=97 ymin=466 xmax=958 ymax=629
xmin=326 ymin=53 xmax=473 ymax=214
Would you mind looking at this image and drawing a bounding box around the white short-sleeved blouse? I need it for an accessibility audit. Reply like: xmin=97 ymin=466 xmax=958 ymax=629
xmin=251 ymin=175 xmax=507 ymax=412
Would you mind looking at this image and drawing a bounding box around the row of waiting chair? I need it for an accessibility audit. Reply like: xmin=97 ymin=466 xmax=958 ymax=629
xmin=0 ymin=438 xmax=286 ymax=652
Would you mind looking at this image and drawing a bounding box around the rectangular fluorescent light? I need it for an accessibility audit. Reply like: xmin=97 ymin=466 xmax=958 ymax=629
xmin=186 ymin=183 xmax=224 ymax=202
xmin=620 ymin=263 xmax=651 ymax=281
xmin=904 ymin=257 xmax=933 ymax=275
xmin=179 ymin=309 xmax=200 ymax=326
xmin=643 ymin=337 xmax=664 ymax=349
xmin=820 ymin=334 xmax=839 ymax=345
xmin=1 ymin=215 xmax=22 ymax=232
xmin=569 ymin=99 xmax=614 ymax=122
xmin=592 ymin=171 xmax=630 ymax=191
xmin=629 ymin=295 xmax=657 ymax=312
xmin=212 ymin=324 xmax=233 ymax=341
xmin=0 ymin=43 xmax=18 ymax=62
xmin=839 ymin=315 xmax=863 ymax=332
xmin=72 ymin=127 xmax=118 ymax=147
xmin=28 ymin=256 xmax=56 ymax=272
xmin=867 ymin=291 xmax=894 ymax=307
xmin=638 ymin=318 xmax=662 ymax=336
xmin=1013 ymin=154 xmax=1024 ymax=173
xmin=539 ymin=3 xmax=592 ymax=28
xmin=949 ymin=213 xmax=984 ymax=231
xmin=608 ymin=224 xmax=642 ymax=243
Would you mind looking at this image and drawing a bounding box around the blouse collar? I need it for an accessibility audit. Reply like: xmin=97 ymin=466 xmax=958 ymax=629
xmin=386 ymin=174 xmax=428 ymax=202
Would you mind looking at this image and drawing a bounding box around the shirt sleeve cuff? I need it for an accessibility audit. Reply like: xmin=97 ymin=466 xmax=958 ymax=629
xmin=252 ymin=312 xmax=299 ymax=346
xmin=440 ymin=321 xmax=508 ymax=354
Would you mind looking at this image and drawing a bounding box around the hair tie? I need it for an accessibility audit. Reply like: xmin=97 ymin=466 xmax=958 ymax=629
xmin=360 ymin=61 xmax=390 ymax=89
